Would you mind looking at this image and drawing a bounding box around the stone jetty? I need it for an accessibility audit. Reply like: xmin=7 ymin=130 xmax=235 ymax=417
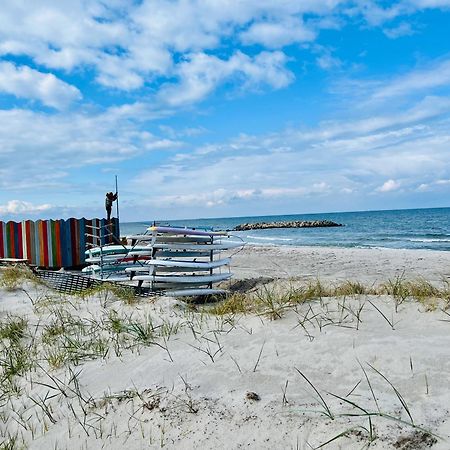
xmin=234 ymin=220 xmax=342 ymax=231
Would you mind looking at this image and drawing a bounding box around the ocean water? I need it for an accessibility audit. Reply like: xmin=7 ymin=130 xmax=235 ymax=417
xmin=120 ymin=207 xmax=450 ymax=251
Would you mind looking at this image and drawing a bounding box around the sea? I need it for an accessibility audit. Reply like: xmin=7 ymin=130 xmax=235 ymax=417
xmin=120 ymin=207 xmax=450 ymax=251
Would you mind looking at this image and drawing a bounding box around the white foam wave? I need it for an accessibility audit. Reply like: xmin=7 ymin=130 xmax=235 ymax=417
xmin=409 ymin=238 xmax=450 ymax=243
xmin=246 ymin=235 xmax=294 ymax=242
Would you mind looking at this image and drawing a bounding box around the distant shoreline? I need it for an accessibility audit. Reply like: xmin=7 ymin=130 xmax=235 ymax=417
xmin=120 ymin=207 xmax=450 ymax=252
xmin=122 ymin=205 xmax=450 ymax=225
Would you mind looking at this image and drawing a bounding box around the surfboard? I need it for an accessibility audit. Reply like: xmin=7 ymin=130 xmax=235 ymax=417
xmin=85 ymin=245 xmax=150 ymax=256
xmin=132 ymin=273 xmax=232 ymax=283
xmin=83 ymin=263 xmax=148 ymax=273
xmin=127 ymin=234 xmax=213 ymax=243
xmin=148 ymin=226 xmax=228 ymax=237
xmin=152 ymin=241 xmax=243 ymax=251
xmin=124 ymin=258 xmax=230 ymax=273
xmin=126 ymin=251 xmax=155 ymax=257
xmin=153 ymin=250 xmax=213 ymax=258
xmin=145 ymin=257 xmax=231 ymax=269
xmin=85 ymin=254 xmax=152 ymax=264
xmin=86 ymin=274 xmax=132 ymax=282
xmin=129 ymin=266 xmax=222 ymax=274
xmin=151 ymin=281 xmax=225 ymax=288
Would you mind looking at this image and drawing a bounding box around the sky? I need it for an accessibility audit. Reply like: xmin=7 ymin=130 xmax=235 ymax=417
xmin=1 ymin=0 xmax=450 ymax=222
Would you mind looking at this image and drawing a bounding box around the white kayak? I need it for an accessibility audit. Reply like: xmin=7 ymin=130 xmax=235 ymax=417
xmin=133 ymin=273 xmax=232 ymax=283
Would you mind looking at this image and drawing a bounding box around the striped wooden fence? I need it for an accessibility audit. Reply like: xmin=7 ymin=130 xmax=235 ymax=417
xmin=0 ymin=218 xmax=120 ymax=268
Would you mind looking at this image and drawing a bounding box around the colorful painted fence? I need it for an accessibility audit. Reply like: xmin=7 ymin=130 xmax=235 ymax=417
xmin=0 ymin=218 xmax=120 ymax=268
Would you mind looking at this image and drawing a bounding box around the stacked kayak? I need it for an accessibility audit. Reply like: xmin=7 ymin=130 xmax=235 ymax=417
xmin=83 ymin=225 xmax=244 ymax=297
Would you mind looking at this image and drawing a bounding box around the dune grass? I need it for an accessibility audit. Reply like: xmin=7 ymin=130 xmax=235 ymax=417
xmin=0 ymin=270 xmax=448 ymax=448
xmin=208 ymin=276 xmax=450 ymax=318
xmin=0 ymin=266 xmax=37 ymax=291
xmin=79 ymin=282 xmax=137 ymax=306
xmin=295 ymin=364 xmax=438 ymax=449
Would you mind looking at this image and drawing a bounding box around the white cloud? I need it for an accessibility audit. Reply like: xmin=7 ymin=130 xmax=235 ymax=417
xmin=0 ymin=61 xmax=81 ymax=109
xmin=353 ymin=2 xmax=404 ymax=26
xmin=1 ymin=1 xmax=450 ymax=218
xmin=316 ymin=53 xmax=342 ymax=70
xmin=416 ymin=183 xmax=429 ymax=191
xmin=2 ymin=92 xmax=449 ymax=218
xmin=135 ymin=184 xmax=333 ymax=209
xmin=0 ymin=105 xmax=183 ymax=190
xmin=377 ymin=179 xmax=402 ymax=192
xmin=416 ymin=178 xmax=450 ymax=192
xmin=372 ymin=59 xmax=450 ymax=100
xmin=241 ymin=17 xmax=316 ymax=48
xmin=0 ymin=200 xmax=52 ymax=215
xmin=407 ymin=0 xmax=450 ymax=7
xmin=1 ymin=0 xmax=447 ymax=98
xmin=383 ymin=22 xmax=415 ymax=38
xmin=128 ymin=94 xmax=450 ymax=214
xmin=0 ymin=1 xmax=325 ymax=93
xmin=158 ymin=51 xmax=294 ymax=106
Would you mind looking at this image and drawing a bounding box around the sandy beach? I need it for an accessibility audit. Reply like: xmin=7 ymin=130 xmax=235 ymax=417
xmin=231 ymin=245 xmax=450 ymax=284
xmin=1 ymin=245 xmax=450 ymax=449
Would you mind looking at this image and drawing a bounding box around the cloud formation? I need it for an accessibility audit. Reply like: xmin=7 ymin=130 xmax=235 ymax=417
xmin=0 ymin=200 xmax=52 ymax=215
xmin=130 ymin=94 xmax=450 ymax=214
xmin=377 ymin=179 xmax=402 ymax=192
xmin=372 ymin=59 xmax=450 ymax=100
xmin=159 ymin=51 xmax=294 ymax=106
xmin=0 ymin=61 xmax=81 ymax=109
xmin=1 ymin=1 xmax=450 ymax=219
xmin=0 ymin=105 xmax=182 ymax=191
xmin=0 ymin=0 xmax=447 ymax=103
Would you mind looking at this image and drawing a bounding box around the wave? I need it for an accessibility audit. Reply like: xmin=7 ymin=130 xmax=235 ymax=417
xmin=245 ymin=235 xmax=294 ymax=242
xmin=408 ymin=238 xmax=450 ymax=243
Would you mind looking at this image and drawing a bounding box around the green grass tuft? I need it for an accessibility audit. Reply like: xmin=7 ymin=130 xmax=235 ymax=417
xmin=334 ymin=280 xmax=368 ymax=296
xmin=208 ymin=293 xmax=250 ymax=315
xmin=85 ymin=282 xmax=137 ymax=305
xmin=0 ymin=316 xmax=27 ymax=343
xmin=0 ymin=267 xmax=32 ymax=291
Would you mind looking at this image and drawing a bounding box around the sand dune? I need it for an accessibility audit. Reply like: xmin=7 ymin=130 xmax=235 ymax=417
xmin=1 ymin=246 xmax=450 ymax=449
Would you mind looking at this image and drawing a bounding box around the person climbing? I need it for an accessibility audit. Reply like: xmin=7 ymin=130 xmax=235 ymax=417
xmin=105 ymin=191 xmax=118 ymax=221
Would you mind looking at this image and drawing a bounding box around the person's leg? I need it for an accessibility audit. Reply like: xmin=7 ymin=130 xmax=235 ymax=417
xmin=106 ymin=207 xmax=111 ymax=221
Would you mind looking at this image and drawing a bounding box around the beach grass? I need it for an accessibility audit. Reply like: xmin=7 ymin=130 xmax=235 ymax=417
xmin=0 ymin=266 xmax=37 ymax=291
xmin=1 ymin=267 xmax=449 ymax=448
xmin=208 ymin=277 xmax=450 ymax=318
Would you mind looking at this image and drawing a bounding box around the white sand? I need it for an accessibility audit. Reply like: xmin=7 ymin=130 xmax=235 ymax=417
xmin=231 ymin=244 xmax=450 ymax=285
xmin=1 ymin=246 xmax=450 ymax=449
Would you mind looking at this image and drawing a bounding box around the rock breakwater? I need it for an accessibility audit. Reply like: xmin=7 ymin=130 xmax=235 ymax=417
xmin=234 ymin=220 xmax=342 ymax=231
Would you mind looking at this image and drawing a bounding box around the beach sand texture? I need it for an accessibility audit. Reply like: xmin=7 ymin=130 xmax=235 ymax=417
xmin=1 ymin=246 xmax=450 ymax=449
xmin=231 ymin=245 xmax=450 ymax=284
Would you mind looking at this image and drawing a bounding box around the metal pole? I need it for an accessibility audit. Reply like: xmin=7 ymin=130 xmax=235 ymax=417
xmin=115 ymin=175 xmax=120 ymax=222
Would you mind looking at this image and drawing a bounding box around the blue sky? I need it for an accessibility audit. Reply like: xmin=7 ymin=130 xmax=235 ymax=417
xmin=1 ymin=0 xmax=450 ymax=222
